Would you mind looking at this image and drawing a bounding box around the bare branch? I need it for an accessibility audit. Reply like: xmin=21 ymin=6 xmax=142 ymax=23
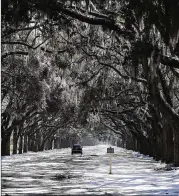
xmin=2 ymin=51 xmax=29 ymax=59
xmin=2 ymin=25 xmax=41 ymax=38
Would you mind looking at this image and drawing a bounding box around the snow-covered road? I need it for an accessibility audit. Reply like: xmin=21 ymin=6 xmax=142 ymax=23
xmin=1 ymin=145 xmax=179 ymax=195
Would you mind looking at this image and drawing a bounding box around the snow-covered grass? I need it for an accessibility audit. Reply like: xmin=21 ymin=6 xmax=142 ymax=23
xmin=1 ymin=145 xmax=179 ymax=195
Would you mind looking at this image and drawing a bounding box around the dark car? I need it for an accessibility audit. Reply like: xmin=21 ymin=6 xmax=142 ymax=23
xmin=71 ymin=144 xmax=82 ymax=155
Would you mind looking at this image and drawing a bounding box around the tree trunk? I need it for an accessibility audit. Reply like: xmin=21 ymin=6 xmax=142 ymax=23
xmin=152 ymin=136 xmax=158 ymax=160
xmin=38 ymin=135 xmax=45 ymax=151
xmin=173 ymin=130 xmax=179 ymax=166
xmin=131 ymin=135 xmax=136 ymax=151
xmin=13 ymin=128 xmax=18 ymax=154
xmin=37 ymin=139 xmax=41 ymax=151
xmin=31 ymin=134 xmax=38 ymax=152
xmin=19 ymin=134 xmax=23 ymax=154
xmin=34 ymin=140 xmax=38 ymax=152
xmin=147 ymin=139 xmax=153 ymax=157
xmin=28 ymin=134 xmax=32 ymax=151
xmin=126 ymin=134 xmax=134 ymax=150
xmin=155 ymin=134 xmax=162 ymax=161
xmin=54 ymin=138 xmax=58 ymax=149
xmin=163 ymin=125 xmax=174 ymax=164
xmin=36 ymin=131 xmax=42 ymax=152
xmin=134 ymin=138 xmax=138 ymax=151
xmin=1 ymin=133 xmax=11 ymax=156
xmin=23 ymin=132 xmax=28 ymax=153
xmin=39 ymin=142 xmax=45 ymax=151
xmin=48 ymin=137 xmax=53 ymax=150
xmin=139 ymin=136 xmax=149 ymax=155
xmin=59 ymin=137 xmax=62 ymax=148
xmin=31 ymin=140 xmax=36 ymax=152
xmin=45 ymin=138 xmax=51 ymax=150
xmin=28 ymin=136 xmax=35 ymax=151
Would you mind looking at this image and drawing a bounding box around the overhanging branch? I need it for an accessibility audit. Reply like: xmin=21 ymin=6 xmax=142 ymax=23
xmin=161 ymin=55 xmax=179 ymax=69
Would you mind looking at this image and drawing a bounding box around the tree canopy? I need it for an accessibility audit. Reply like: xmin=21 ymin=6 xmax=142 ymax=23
xmin=1 ymin=0 xmax=179 ymax=166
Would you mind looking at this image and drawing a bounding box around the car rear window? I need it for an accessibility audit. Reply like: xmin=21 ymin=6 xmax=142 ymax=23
xmin=73 ymin=145 xmax=81 ymax=149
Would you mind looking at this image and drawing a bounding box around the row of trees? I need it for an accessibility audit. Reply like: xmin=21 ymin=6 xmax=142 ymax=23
xmin=2 ymin=0 xmax=179 ymax=166
xmin=1 ymin=16 xmax=83 ymax=155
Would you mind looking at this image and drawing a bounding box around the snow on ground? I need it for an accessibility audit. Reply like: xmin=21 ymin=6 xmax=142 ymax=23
xmin=1 ymin=145 xmax=179 ymax=195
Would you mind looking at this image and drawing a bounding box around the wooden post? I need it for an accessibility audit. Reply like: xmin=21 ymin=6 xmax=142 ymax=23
xmin=107 ymin=147 xmax=114 ymax=174
xmin=109 ymin=153 xmax=112 ymax=174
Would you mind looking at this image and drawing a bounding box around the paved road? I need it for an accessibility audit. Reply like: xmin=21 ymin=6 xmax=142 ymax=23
xmin=2 ymin=145 xmax=179 ymax=196
xmin=2 ymin=145 xmax=111 ymax=195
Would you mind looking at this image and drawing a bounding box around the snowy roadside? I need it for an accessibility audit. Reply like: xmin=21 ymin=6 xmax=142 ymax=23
xmin=1 ymin=145 xmax=179 ymax=195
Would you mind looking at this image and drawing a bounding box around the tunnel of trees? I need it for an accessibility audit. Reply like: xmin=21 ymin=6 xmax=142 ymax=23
xmin=1 ymin=0 xmax=179 ymax=166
